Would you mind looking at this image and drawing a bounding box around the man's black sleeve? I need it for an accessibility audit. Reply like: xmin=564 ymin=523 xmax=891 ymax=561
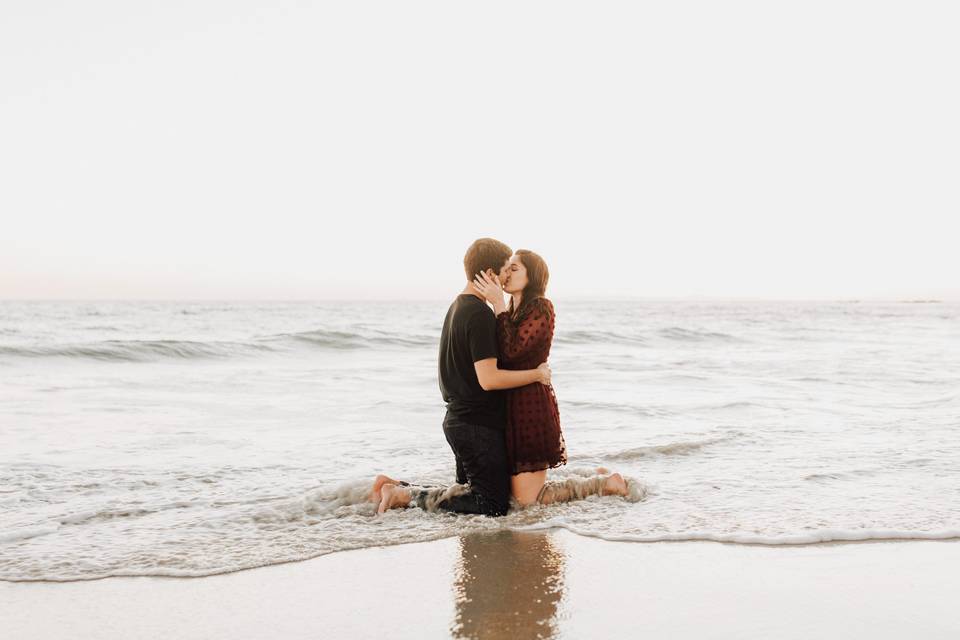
xmin=467 ymin=309 xmax=499 ymax=363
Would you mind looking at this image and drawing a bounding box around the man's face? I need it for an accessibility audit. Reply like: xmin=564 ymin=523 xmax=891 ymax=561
xmin=496 ymin=257 xmax=512 ymax=288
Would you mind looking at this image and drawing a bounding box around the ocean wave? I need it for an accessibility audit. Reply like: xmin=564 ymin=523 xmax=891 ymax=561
xmin=0 ymin=473 xmax=651 ymax=582
xmin=512 ymin=519 xmax=960 ymax=546
xmin=554 ymin=326 xmax=741 ymax=346
xmin=658 ymin=327 xmax=741 ymax=342
xmin=0 ymin=340 xmax=275 ymax=362
xmin=563 ymin=399 xmax=673 ymax=417
xmin=57 ymin=501 xmax=203 ymax=526
xmin=276 ymin=328 xmax=436 ymax=349
xmin=8 ymin=517 xmax=956 ymax=582
xmin=576 ymin=433 xmax=742 ymax=462
xmin=693 ymin=400 xmax=768 ymax=412
xmin=554 ymin=330 xmax=647 ymax=346
xmin=0 ymin=526 xmax=60 ymax=544
xmin=4 ymin=467 xmax=956 ymax=583
xmin=803 ymin=457 xmax=938 ymax=482
xmin=0 ymin=328 xmax=438 ymax=362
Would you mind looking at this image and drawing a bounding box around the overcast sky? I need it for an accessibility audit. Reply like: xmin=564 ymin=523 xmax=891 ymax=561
xmin=2 ymin=1 xmax=957 ymax=300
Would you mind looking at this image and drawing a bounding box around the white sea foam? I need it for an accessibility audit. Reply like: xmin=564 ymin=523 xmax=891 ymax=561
xmin=0 ymin=526 xmax=60 ymax=544
xmin=512 ymin=519 xmax=960 ymax=546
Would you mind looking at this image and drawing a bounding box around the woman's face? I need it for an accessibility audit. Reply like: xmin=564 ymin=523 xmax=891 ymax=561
xmin=502 ymin=254 xmax=528 ymax=294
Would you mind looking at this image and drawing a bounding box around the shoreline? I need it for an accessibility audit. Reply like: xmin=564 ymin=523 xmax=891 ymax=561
xmin=5 ymin=527 xmax=960 ymax=584
xmin=3 ymin=531 xmax=958 ymax=639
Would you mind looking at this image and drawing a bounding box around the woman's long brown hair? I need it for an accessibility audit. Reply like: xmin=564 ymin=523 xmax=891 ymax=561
xmin=507 ymin=249 xmax=552 ymax=322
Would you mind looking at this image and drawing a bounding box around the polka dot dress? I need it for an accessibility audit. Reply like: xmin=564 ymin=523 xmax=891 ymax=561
xmin=496 ymin=298 xmax=567 ymax=474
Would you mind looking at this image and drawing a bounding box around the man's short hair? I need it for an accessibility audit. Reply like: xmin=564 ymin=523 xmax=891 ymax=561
xmin=463 ymin=238 xmax=512 ymax=281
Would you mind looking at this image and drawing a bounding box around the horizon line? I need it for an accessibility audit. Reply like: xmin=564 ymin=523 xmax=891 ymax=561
xmin=0 ymin=296 xmax=955 ymax=304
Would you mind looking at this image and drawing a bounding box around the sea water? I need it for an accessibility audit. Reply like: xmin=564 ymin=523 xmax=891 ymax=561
xmin=1 ymin=300 xmax=958 ymax=581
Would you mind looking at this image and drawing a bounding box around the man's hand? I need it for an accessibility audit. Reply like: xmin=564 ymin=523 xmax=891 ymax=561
xmin=471 ymin=271 xmax=507 ymax=314
xmin=537 ymin=362 xmax=551 ymax=386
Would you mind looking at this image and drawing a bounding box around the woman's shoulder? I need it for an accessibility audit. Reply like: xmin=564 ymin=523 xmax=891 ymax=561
xmin=519 ymin=297 xmax=554 ymax=324
xmin=535 ymin=297 xmax=555 ymax=316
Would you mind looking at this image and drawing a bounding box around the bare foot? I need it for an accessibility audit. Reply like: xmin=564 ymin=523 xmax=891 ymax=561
xmin=595 ymin=466 xmax=610 ymax=475
xmin=377 ymin=484 xmax=411 ymax=514
xmin=368 ymin=474 xmax=400 ymax=503
xmin=602 ymin=473 xmax=628 ymax=497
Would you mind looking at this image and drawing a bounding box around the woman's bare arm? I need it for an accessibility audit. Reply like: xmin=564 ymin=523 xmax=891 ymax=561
xmin=474 ymin=358 xmax=550 ymax=391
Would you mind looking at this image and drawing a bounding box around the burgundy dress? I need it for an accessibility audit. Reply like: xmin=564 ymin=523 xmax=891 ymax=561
xmin=496 ymin=298 xmax=567 ymax=474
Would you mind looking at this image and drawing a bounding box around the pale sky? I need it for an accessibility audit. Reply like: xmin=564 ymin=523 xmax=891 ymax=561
xmin=2 ymin=1 xmax=957 ymax=300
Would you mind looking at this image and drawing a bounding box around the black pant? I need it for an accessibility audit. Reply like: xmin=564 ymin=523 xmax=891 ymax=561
xmin=427 ymin=414 xmax=510 ymax=517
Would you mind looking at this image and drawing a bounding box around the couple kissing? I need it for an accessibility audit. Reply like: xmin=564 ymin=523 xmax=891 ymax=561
xmin=371 ymin=238 xmax=629 ymax=515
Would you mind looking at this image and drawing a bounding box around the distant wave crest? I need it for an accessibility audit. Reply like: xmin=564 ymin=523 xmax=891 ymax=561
xmin=554 ymin=326 xmax=741 ymax=346
xmin=0 ymin=340 xmax=274 ymax=362
xmin=658 ymin=327 xmax=740 ymax=342
xmin=555 ymin=330 xmax=647 ymax=346
xmin=0 ymin=329 xmax=438 ymax=362
xmin=581 ymin=432 xmax=743 ymax=462
xmin=278 ymin=328 xmax=436 ymax=349
xmin=1 ymin=321 xmax=743 ymax=363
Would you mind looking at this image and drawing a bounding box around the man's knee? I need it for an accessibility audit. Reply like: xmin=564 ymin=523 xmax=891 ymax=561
xmin=480 ymin=500 xmax=509 ymax=517
xmin=479 ymin=489 xmax=510 ymax=516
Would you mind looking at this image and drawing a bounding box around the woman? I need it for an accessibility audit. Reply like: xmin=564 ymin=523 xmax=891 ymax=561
xmin=472 ymin=250 xmax=628 ymax=506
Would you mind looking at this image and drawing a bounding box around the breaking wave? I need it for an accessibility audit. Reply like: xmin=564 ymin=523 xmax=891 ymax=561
xmin=514 ymin=519 xmax=960 ymax=546
xmin=575 ymin=432 xmax=743 ymax=462
xmin=0 ymin=329 xmax=437 ymax=362
xmin=0 ymin=340 xmax=274 ymax=362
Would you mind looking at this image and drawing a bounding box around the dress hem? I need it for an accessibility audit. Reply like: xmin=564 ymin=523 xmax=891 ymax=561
xmin=510 ymin=458 xmax=568 ymax=476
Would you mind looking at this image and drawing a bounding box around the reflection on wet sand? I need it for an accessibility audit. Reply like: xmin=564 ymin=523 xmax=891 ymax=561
xmin=451 ymin=531 xmax=566 ymax=639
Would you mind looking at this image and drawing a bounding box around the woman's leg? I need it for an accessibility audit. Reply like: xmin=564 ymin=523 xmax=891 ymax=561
xmin=536 ymin=473 xmax=629 ymax=505
xmin=512 ymin=469 xmax=630 ymax=507
xmin=511 ymin=470 xmax=548 ymax=507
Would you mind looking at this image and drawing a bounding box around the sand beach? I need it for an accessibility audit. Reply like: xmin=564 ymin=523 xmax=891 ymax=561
xmin=3 ymin=531 xmax=958 ymax=639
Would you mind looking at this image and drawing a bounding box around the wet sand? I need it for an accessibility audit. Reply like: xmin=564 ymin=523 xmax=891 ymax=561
xmin=2 ymin=531 xmax=958 ymax=639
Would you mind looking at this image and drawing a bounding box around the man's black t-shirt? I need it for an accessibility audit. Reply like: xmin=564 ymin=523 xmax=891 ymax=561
xmin=438 ymin=294 xmax=505 ymax=429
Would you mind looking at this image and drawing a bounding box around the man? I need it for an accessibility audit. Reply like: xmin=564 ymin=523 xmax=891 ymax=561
xmin=372 ymin=238 xmax=551 ymax=515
